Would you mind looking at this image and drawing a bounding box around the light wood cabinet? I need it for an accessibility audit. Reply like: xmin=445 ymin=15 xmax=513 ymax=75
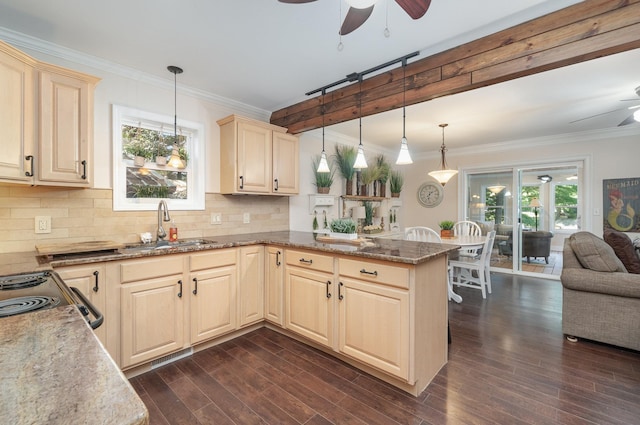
xmin=265 ymin=246 xmax=284 ymax=325
xmin=55 ymin=263 xmax=107 ymax=346
xmin=238 ymin=246 xmax=264 ymax=327
xmin=218 ymin=114 xmax=299 ymax=195
xmin=189 ymin=249 xmax=238 ymax=344
xmin=284 ymin=249 xmax=335 ymax=347
xmin=0 ymin=40 xmax=99 ymax=186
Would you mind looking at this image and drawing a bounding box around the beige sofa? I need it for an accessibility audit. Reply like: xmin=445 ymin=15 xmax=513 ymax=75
xmin=560 ymin=232 xmax=640 ymax=351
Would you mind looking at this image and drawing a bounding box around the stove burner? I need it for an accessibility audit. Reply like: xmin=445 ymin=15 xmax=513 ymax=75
xmin=0 ymin=296 xmax=60 ymax=317
xmin=0 ymin=273 xmax=48 ymax=290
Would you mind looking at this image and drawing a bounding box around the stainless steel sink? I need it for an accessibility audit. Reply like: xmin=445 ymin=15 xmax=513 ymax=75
xmin=121 ymin=238 xmax=217 ymax=253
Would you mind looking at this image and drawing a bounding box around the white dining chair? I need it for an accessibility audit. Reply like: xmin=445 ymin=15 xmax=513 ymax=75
xmin=453 ymin=220 xmax=483 ymax=257
xmin=449 ymin=231 xmax=496 ymax=299
xmin=404 ymin=226 xmax=441 ymax=242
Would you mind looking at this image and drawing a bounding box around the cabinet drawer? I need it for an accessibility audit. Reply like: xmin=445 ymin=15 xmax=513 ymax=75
xmin=190 ymin=248 xmax=236 ymax=271
xmin=285 ymin=249 xmax=333 ymax=273
xmin=339 ymin=258 xmax=409 ymax=289
xmin=119 ymin=255 xmax=184 ymax=283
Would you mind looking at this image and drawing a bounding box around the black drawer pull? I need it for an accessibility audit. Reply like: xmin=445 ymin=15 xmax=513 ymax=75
xmin=299 ymin=258 xmax=313 ymax=264
xmin=192 ymin=277 xmax=198 ymax=295
xmin=360 ymin=268 xmax=378 ymax=276
xmin=326 ymin=280 xmax=331 ymax=298
xmin=274 ymin=178 xmax=279 ymax=191
xmin=81 ymin=160 xmax=87 ymax=180
xmin=338 ymin=282 xmax=344 ymax=300
xmin=25 ymin=155 xmax=34 ymax=177
xmin=92 ymin=270 xmax=99 ymax=292
xmin=239 ymin=175 xmax=244 ymax=189
xmin=276 ymin=250 xmax=281 ymax=266
xmin=177 ymin=280 xmax=183 ymax=298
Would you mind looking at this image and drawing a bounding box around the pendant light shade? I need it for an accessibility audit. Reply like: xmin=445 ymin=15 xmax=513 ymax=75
xmin=396 ymin=59 xmax=413 ymax=165
xmin=428 ymin=123 xmax=457 ymax=186
xmin=167 ymin=65 xmax=185 ymax=169
xmin=353 ymin=76 xmax=368 ymax=169
xmin=317 ymin=90 xmax=331 ymax=173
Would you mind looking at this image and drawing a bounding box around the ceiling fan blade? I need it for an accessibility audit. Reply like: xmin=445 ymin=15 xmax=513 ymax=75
xmin=618 ymin=114 xmax=637 ymax=126
xmin=395 ymin=0 xmax=432 ymax=19
xmin=340 ymin=5 xmax=374 ymax=35
xmin=569 ymin=108 xmax=623 ymax=124
xmin=278 ymin=0 xmax=316 ymax=3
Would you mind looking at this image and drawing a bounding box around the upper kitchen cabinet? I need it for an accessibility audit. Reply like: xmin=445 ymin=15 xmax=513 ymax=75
xmin=0 ymin=40 xmax=100 ymax=187
xmin=218 ymin=115 xmax=299 ymax=195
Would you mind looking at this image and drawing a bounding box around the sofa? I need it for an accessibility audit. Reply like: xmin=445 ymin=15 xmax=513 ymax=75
xmin=560 ymin=231 xmax=640 ymax=351
xmin=496 ymin=230 xmax=554 ymax=263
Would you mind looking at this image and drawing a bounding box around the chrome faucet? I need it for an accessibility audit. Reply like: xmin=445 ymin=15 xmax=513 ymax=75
xmin=157 ymin=200 xmax=171 ymax=243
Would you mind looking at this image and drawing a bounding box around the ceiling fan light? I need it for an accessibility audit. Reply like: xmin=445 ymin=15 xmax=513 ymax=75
xmin=396 ymin=137 xmax=413 ymax=165
xmin=353 ymin=144 xmax=368 ymax=169
xmin=634 ymin=109 xmax=640 ymax=122
xmin=317 ymin=150 xmax=331 ymax=173
xmin=346 ymin=0 xmax=377 ymax=9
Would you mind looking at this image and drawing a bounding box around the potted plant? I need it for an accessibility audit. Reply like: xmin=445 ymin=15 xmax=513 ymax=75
xmin=333 ymin=144 xmax=357 ymax=196
xmin=329 ymin=217 xmax=357 ymax=240
xmin=154 ymin=140 xmax=171 ymax=165
xmin=375 ymin=155 xmax=391 ymax=198
xmin=359 ymin=164 xmax=381 ymax=197
xmin=439 ymin=220 xmax=455 ymax=238
xmin=312 ymin=155 xmax=335 ymax=194
xmin=389 ymin=170 xmax=404 ymax=197
xmin=123 ymin=139 xmax=150 ymax=167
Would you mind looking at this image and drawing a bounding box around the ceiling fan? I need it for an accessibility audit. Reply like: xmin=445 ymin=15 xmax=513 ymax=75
xmin=279 ymin=0 xmax=432 ymax=35
xmin=572 ymin=86 xmax=640 ymax=126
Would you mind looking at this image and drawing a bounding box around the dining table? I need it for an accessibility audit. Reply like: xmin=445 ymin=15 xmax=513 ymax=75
xmin=441 ymin=235 xmax=487 ymax=303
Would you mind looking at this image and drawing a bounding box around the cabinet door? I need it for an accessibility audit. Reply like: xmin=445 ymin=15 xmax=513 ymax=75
xmin=55 ymin=263 xmax=107 ymax=346
xmin=338 ymin=277 xmax=410 ymax=380
xmin=237 ymin=120 xmax=272 ymax=193
xmin=265 ymin=246 xmax=284 ymax=326
xmin=38 ymin=70 xmax=93 ymax=185
xmin=285 ymin=267 xmax=333 ymax=347
xmin=120 ymin=275 xmax=185 ymax=368
xmin=0 ymin=45 xmax=35 ymax=182
xmin=190 ymin=265 xmax=237 ymax=344
xmin=238 ymin=246 xmax=264 ymax=327
xmin=272 ymin=132 xmax=299 ymax=194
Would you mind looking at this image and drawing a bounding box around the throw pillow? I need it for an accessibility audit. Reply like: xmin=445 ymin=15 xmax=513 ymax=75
xmin=603 ymin=229 xmax=640 ymax=274
xmin=569 ymin=232 xmax=627 ymax=273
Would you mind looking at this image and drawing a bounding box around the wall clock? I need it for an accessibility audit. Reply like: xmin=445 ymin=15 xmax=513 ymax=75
xmin=417 ymin=181 xmax=444 ymax=208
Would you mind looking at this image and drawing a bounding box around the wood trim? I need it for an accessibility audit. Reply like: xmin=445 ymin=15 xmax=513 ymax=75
xmin=270 ymin=0 xmax=640 ymax=134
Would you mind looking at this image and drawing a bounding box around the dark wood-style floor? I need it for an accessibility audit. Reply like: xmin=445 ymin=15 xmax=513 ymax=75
xmin=131 ymin=274 xmax=640 ymax=424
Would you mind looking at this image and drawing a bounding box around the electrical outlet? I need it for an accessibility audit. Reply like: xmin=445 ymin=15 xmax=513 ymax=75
xmin=211 ymin=213 xmax=222 ymax=225
xmin=35 ymin=216 xmax=51 ymax=234
xmin=243 ymin=212 xmax=250 ymax=224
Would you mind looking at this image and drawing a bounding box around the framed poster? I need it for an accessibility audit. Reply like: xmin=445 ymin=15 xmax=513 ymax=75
xmin=603 ymin=178 xmax=640 ymax=232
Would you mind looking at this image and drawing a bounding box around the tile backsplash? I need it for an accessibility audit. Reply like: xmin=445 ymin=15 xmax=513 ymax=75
xmin=0 ymin=185 xmax=289 ymax=254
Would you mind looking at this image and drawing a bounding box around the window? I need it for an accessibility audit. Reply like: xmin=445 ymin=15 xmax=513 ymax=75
xmin=112 ymin=105 xmax=205 ymax=211
xmin=521 ymin=185 xmax=541 ymax=230
xmin=554 ymin=183 xmax=578 ymax=230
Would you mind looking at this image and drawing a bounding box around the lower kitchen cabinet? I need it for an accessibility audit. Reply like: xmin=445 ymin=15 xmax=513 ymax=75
xmin=54 ymin=263 xmax=107 ymax=346
xmin=238 ymin=246 xmax=264 ymax=327
xmin=284 ymin=249 xmax=335 ymax=347
xmin=265 ymin=246 xmax=284 ymax=326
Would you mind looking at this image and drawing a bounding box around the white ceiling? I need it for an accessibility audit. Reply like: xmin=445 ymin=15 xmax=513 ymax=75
xmin=0 ymin=0 xmax=638 ymax=156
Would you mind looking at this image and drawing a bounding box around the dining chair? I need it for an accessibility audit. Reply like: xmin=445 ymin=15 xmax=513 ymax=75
xmin=449 ymin=230 xmax=496 ymax=299
xmin=453 ymin=220 xmax=483 ymax=257
xmin=404 ymin=226 xmax=441 ymax=242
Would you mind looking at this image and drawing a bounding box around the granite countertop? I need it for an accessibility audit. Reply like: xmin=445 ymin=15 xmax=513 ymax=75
xmin=0 ymin=306 xmax=148 ymax=425
xmin=25 ymin=231 xmax=459 ymax=269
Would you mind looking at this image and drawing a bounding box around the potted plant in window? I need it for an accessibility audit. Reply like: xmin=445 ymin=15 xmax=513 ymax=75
xmin=439 ymin=220 xmax=455 ymax=238
xmin=389 ymin=170 xmax=404 ymax=198
xmin=359 ymin=164 xmax=381 ymax=197
xmin=329 ymin=217 xmax=358 ymax=240
xmin=123 ymin=139 xmax=150 ymax=167
xmin=375 ymin=155 xmax=391 ymax=198
xmin=312 ymin=155 xmax=335 ymax=194
xmin=333 ymin=144 xmax=357 ymax=196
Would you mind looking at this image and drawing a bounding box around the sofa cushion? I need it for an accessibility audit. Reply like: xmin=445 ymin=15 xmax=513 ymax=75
xmin=569 ymin=232 xmax=627 ymax=273
xmin=603 ymin=229 xmax=640 ymax=274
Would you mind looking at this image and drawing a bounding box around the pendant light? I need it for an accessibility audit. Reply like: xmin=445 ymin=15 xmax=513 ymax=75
xmin=317 ymin=89 xmax=331 ymax=173
xmin=167 ymin=65 xmax=185 ymax=169
xmin=353 ymin=75 xmax=368 ymax=169
xmin=396 ymin=59 xmax=413 ymax=165
xmin=428 ymin=123 xmax=457 ymax=186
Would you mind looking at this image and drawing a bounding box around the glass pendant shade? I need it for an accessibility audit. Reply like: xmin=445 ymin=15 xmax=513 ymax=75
xmin=317 ymin=150 xmax=330 ymax=173
xmin=396 ymin=137 xmax=413 ymax=164
xmin=353 ymin=143 xmax=368 ymax=169
xmin=428 ymin=123 xmax=457 ymax=186
xmin=167 ymin=145 xmax=185 ymax=169
xmin=487 ymin=185 xmax=505 ymax=194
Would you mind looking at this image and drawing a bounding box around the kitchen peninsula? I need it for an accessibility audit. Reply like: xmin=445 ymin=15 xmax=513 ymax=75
xmin=5 ymin=231 xmax=458 ymax=397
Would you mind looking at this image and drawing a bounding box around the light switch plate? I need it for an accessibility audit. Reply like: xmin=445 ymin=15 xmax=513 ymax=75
xmin=243 ymin=212 xmax=250 ymax=224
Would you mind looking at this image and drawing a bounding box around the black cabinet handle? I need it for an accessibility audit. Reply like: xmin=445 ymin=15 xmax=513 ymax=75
xmin=177 ymin=280 xmax=183 ymax=298
xmin=25 ymin=155 xmax=34 ymax=177
xmin=338 ymin=282 xmax=344 ymax=300
xmin=192 ymin=277 xmax=198 ymax=295
xmin=274 ymin=178 xmax=279 ymax=191
xmin=276 ymin=250 xmax=281 ymax=266
xmin=239 ymin=175 xmax=244 ymax=189
xmin=360 ymin=268 xmax=378 ymax=276
xmin=81 ymin=160 xmax=87 ymax=180
xmin=299 ymin=258 xmax=313 ymax=264
xmin=92 ymin=270 xmax=99 ymax=292
xmin=326 ymin=280 xmax=332 ymax=298
xmin=70 ymin=287 xmax=103 ymax=330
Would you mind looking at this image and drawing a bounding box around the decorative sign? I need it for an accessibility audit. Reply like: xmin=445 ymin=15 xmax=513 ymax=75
xmin=603 ymin=178 xmax=640 ymax=232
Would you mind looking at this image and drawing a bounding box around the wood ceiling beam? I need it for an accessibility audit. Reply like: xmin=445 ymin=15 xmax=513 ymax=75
xmin=270 ymin=0 xmax=640 ymax=134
